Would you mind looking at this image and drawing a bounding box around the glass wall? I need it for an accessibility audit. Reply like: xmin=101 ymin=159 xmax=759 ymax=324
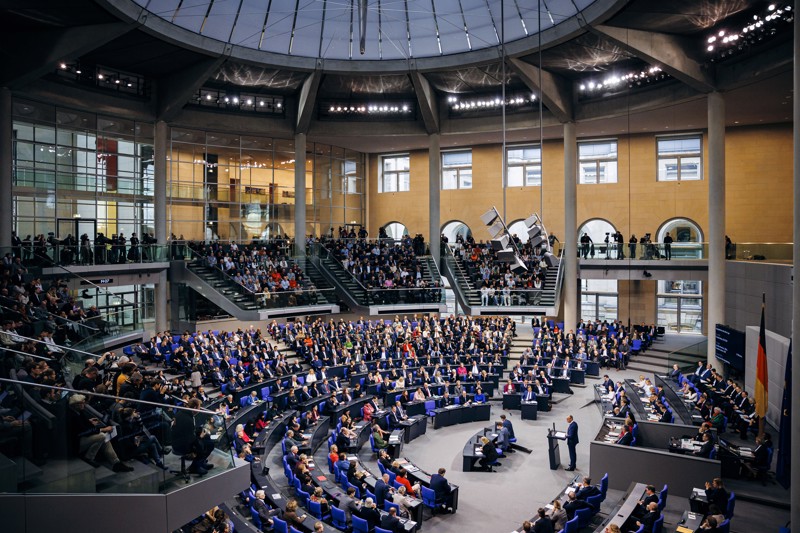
xmin=12 ymin=100 xmax=154 ymax=243
xmin=168 ymin=130 xmax=364 ymax=241
xmin=657 ymin=280 xmax=703 ymax=334
xmin=580 ymin=279 xmax=618 ymax=321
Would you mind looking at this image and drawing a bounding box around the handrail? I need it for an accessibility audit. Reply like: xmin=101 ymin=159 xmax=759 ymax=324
xmin=0 ymin=303 xmax=100 ymax=333
xmin=552 ymin=249 xmax=566 ymax=313
xmin=0 ymin=376 xmax=217 ymax=415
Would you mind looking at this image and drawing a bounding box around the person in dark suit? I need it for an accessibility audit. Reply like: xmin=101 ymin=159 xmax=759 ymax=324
xmin=693 ymin=432 xmax=715 ymax=458
xmin=563 ymin=492 xmax=591 ymax=520
xmin=500 ymin=414 xmax=515 ymax=440
xmin=531 ymin=508 xmax=555 ymax=533
xmin=575 ymin=477 xmax=601 ymax=501
xmin=337 ymin=487 xmax=359 ymax=526
xmin=615 ymin=426 xmax=633 ymax=446
xmin=634 ymin=502 xmax=660 ymax=533
xmin=669 ymin=364 xmax=681 ymax=381
xmin=379 ymin=507 xmax=403 ymax=533
xmin=478 ymin=436 xmax=499 ymax=471
xmin=632 ymin=485 xmax=659 ymax=517
xmin=430 ymin=467 xmax=454 ymax=511
xmin=374 ymin=473 xmax=392 ymax=506
xmin=565 ymin=415 xmax=579 ymax=471
xmin=704 ymin=478 xmax=729 ymax=511
xmin=358 ymin=498 xmax=381 ymax=530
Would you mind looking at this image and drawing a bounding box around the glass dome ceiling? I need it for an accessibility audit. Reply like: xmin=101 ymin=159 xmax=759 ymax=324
xmin=131 ymin=0 xmax=605 ymax=61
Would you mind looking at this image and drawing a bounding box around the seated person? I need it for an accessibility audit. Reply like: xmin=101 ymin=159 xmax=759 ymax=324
xmin=693 ymin=431 xmax=715 ymax=458
xmin=371 ymin=420 xmax=389 ymax=449
xmin=478 ymin=436 xmax=499 ymax=471
xmin=704 ymin=478 xmax=729 ymax=511
xmin=632 ymin=502 xmax=660 ymax=533
xmin=532 ymin=508 xmax=555 ymax=533
xmin=252 ymin=490 xmax=280 ymax=530
xmin=357 ymin=497 xmax=381 ymax=531
xmin=395 ymin=467 xmax=419 ymax=497
xmin=310 ymin=486 xmax=331 ymax=514
xmin=473 ymin=388 xmax=487 ymax=403
xmin=379 ymin=507 xmax=403 ymax=533
xmin=575 ymin=477 xmax=601 ymax=501
xmin=563 ymin=491 xmax=592 ymax=520
xmin=284 ymin=499 xmax=307 ymax=529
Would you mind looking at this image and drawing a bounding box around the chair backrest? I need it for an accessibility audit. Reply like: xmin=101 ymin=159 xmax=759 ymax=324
xmin=631 ymin=437 xmax=637 ymax=447
xmin=425 ymin=400 xmax=435 ymax=411
xmin=420 ymin=486 xmax=436 ymax=507
xmin=586 ymin=493 xmax=603 ymax=511
xmin=297 ymin=489 xmax=310 ymax=507
xmin=250 ymin=507 xmax=262 ymax=529
xmin=366 ymin=490 xmax=376 ymax=503
xmin=376 ymin=528 xmax=394 ymax=533
xmin=370 ymin=434 xmax=378 ymax=452
xmin=657 ymin=495 xmax=666 ymax=512
xmin=718 ymin=518 xmax=731 ymax=533
xmin=308 ymin=499 xmax=323 ymax=519
xmin=726 ymin=492 xmax=735 ymax=519
xmin=327 ymin=456 xmax=335 ymax=474
xmin=574 ymin=508 xmax=592 ymax=528
xmin=600 ymin=473 xmax=609 ymax=498
xmin=352 ymin=515 xmax=369 ymax=533
xmin=387 ymin=471 xmax=396 ymax=485
xmin=331 ymin=506 xmax=347 ymax=528
xmin=273 ymin=517 xmax=288 ymax=533
xmin=384 ymin=500 xmax=400 ymax=513
xmin=653 ymin=515 xmax=664 ymax=533
xmin=378 ymin=461 xmax=387 ymax=475
xmin=564 ymin=515 xmax=579 ymax=533
xmin=660 ymin=484 xmax=668 ymax=506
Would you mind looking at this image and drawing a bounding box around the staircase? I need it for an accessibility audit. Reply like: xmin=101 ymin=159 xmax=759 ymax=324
xmin=442 ymin=245 xmax=563 ymax=315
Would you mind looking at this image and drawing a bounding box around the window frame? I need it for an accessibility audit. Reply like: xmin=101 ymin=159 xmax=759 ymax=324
xmin=441 ymin=149 xmax=473 ymax=190
xmin=506 ymin=144 xmax=542 ymax=187
xmin=656 ymin=134 xmax=703 ymax=182
xmin=656 ymin=280 xmax=704 ymax=334
xmin=378 ymin=153 xmax=410 ymax=193
xmin=577 ymin=139 xmax=618 ymax=184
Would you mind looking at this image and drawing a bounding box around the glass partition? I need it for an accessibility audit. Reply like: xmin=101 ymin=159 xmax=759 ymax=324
xmin=0 ymin=377 xmax=236 ymax=495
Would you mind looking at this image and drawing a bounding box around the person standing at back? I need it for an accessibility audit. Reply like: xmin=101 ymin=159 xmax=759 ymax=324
xmin=565 ymin=415 xmax=579 ymax=471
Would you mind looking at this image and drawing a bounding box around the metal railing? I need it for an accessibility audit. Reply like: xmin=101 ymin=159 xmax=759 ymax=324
xmin=730 ymin=242 xmax=793 ymax=262
xmin=578 ymin=241 xmax=708 ymax=260
xmin=14 ymin=242 xmax=171 ymax=268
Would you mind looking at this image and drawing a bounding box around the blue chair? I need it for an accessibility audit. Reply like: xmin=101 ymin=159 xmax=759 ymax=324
xmin=653 ymin=516 xmax=664 ymax=533
xmin=376 ymin=528 xmax=393 ymax=533
xmin=600 ymin=473 xmax=609 ymax=500
xmin=659 ymin=484 xmax=668 ymax=509
xmin=718 ymin=518 xmax=730 ymax=533
xmin=563 ymin=515 xmax=579 ymax=533
xmin=709 ymin=447 xmax=717 ymax=460
xmin=273 ymin=517 xmax=288 ymax=533
xmin=421 ymin=485 xmax=438 ymax=515
xmin=574 ymin=508 xmax=592 ymax=528
xmin=308 ymin=499 xmax=330 ymax=520
xmin=632 ymin=524 xmax=645 ymax=533
xmin=657 ymin=495 xmax=666 ymax=512
xmin=387 ymin=471 xmax=396 ymax=486
xmin=725 ymin=492 xmax=735 ymax=519
xmin=331 ymin=506 xmax=348 ymax=529
xmin=586 ymin=493 xmax=603 ymax=512
xmin=721 ymin=416 xmax=728 ymax=433
xmin=365 ymin=489 xmax=376 ymax=503
xmin=250 ymin=507 xmax=263 ymax=529
xmin=424 ymin=399 xmax=436 ymax=417
xmin=631 ymin=437 xmax=637 ymax=447
xmin=378 ymin=461 xmax=387 ymax=476
xmin=297 ymin=489 xmax=310 ymax=507
xmin=352 ymin=515 xmax=369 ymax=533
xmin=370 ymin=434 xmax=380 ymax=454
xmin=384 ymin=500 xmax=400 ymax=513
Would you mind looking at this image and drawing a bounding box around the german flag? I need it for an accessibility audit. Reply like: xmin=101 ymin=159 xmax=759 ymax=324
xmin=754 ymin=294 xmax=768 ymax=419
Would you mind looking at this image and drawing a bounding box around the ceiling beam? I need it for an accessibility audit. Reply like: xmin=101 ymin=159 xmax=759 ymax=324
xmin=156 ymin=50 xmax=231 ymax=122
xmin=508 ymin=58 xmax=573 ymax=123
xmin=409 ymin=70 xmax=439 ymax=134
xmin=589 ymin=24 xmax=715 ymax=93
xmin=296 ymin=67 xmax=322 ymax=135
xmin=0 ymin=22 xmax=138 ymax=88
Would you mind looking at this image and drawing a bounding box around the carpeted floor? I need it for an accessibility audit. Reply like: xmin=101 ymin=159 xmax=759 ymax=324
xmin=349 ymin=322 xmax=790 ymax=533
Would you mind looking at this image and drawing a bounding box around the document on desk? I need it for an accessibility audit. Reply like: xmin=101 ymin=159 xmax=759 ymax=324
xmin=405 ymin=465 xmax=419 ymax=473
xmin=554 ymin=431 xmax=566 ymax=439
xmin=676 ymin=527 xmax=694 ymax=533
xmin=474 ymin=446 xmax=484 ymax=455
xmin=445 ymin=404 xmax=459 ymax=409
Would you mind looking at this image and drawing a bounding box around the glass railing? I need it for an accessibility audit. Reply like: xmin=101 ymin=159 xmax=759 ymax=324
xmin=314 ymin=242 xmax=444 ymax=306
xmin=0 ymin=377 xmax=236 ymax=495
xmin=443 ymin=243 xmax=562 ymax=307
xmin=12 ymin=242 xmax=171 ymax=268
xmin=666 ymin=339 xmax=709 ymax=372
xmin=578 ymin=241 xmax=708 ymax=260
xmin=187 ymin=248 xmax=337 ymax=310
xmin=730 ymin=242 xmax=793 ymax=262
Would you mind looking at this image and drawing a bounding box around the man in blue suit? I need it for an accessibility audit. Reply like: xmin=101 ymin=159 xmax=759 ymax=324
xmin=429 ymin=467 xmax=454 ymax=512
xmin=565 ymin=415 xmax=579 ymax=471
xmin=374 ymin=473 xmax=392 ymax=506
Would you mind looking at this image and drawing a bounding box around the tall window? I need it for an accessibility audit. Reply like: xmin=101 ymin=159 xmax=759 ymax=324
xmin=379 ymin=154 xmax=410 ymax=193
xmin=657 ymin=135 xmax=702 ymax=181
xmin=578 ymin=140 xmax=617 ymax=184
xmin=580 ymin=279 xmax=618 ymax=321
xmin=442 ymin=150 xmax=472 ymax=189
xmin=657 ymin=280 xmax=703 ymax=334
xmin=507 ymin=145 xmax=541 ymax=187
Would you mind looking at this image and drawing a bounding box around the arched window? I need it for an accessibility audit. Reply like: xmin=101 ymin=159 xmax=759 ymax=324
xmin=578 ymin=218 xmax=618 ymax=259
xmin=382 ymin=222 xmax=408 ymax=240
xmin=441 ymin=220 xmax=472 ymax=243
xmin=657 ymin=218 xmax=704 ymax=259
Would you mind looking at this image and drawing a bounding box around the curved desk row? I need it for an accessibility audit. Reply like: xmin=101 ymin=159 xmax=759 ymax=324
xmin=431 ymin=403 xmax=491 ymax=429
xmin=461 ymin=427 xmax=499 ymax=471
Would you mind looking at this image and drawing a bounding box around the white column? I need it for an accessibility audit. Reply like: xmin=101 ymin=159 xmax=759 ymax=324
xmin=0 ymin=88 xmax=12 ymax=250
xmin=707 ymin=92 xmax=726 ymax=363
xmin=428 ymin=133 xmax=441 ymax=260
xmin=791 ymin=7 xmax=799 ymax=528
xmin=294 ymin=133 xmax=307 ymax=255
xmin=563 ymin=122 xmax=577 ymax=329
xmin=153 ymin=120 xmax=169 ymax=332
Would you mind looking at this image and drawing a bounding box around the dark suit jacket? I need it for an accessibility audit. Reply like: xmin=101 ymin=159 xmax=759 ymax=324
xmin=564 ymin=499 xmax=590 ymax=520
xmin=567 ymin=421 xmax=579 ymax=445
xmin=705 ymin=487 xmax=729 ymax=511
xmin=380 ymin=513 xmax=402 ymax=533
xmin=575 ymin=485 xmax=601 ymax=501
xmin=374 ymin=479 xmax=390 ymax=505
xmin=430 ymin=473 xmax=451 ymax=500
xmin=640 ymin=511 xmax=660 ymax=533
xmin=359 ymin=506 xmax=381 ymax=530
xmin=533 ymin=517 xmax=555 ymax=533
xmin=616 ymin=432 xmax=633 ymax=446
xmin=694 ymin=440 xmax=714 ymax=458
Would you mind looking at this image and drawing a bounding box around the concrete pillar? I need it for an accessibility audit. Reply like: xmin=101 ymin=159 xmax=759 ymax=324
xmin=707 ymin=92 xmax=726 ymax=363
xmin=294 ymin=133 xmax=307 ymax=255
xmin=791 ymin=8 xmax=799 ymax=528
xmin=428 ymin=133 xmax=441 ymax=260
xmin=0 ymin=88 xmax=12 ymax=250
xmin=153 ymin=120 xmax=169 ymax=332
xmin=563 ymin=122 xmax=577 ymax=329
